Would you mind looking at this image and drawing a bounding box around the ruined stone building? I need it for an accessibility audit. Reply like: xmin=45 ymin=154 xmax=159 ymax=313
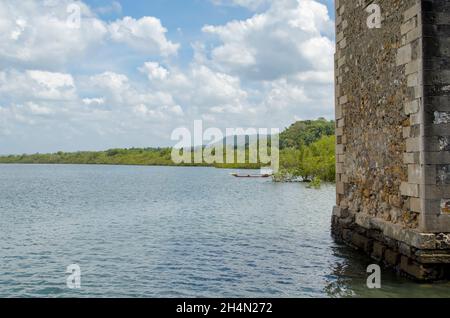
xmin=332 ymin=0 xmax=450 ymax=280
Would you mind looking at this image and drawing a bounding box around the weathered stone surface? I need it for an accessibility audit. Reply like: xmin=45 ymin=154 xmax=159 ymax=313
xmin=385 ymin=249 xmax=400 ymax=267
xmin=372 ymin=242 xmax=386 ymax=262
xmin=332 ymin=0 xmax=450 ymax=281
xmin=400 ymin=256 xmax=431 ymax=280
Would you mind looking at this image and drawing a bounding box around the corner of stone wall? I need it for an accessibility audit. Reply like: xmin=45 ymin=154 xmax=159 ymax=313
xmin=419 ymin=0 xmax=450 ymax=233
xmin=397 ymin=2 xmax=427 ymax=231
xmin=332 ymin=0 xmax=450 ymax=281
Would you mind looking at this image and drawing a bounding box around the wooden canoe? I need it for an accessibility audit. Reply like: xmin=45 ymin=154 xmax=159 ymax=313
xmin=231 ymin=173 xmax=271 ymax=178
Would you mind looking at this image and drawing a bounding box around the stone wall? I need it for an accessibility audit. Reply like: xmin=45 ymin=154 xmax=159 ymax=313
xmin=422 ymin=0 xmax=450 ymax=232
xmin=332 ymin=0 xmax=450 ymax=281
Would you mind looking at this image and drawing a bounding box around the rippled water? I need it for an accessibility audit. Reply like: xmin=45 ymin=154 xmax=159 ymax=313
xmin=0 ymin=164 xmax=449 ymax=298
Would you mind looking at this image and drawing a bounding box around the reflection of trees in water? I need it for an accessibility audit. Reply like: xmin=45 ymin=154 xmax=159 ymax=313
xmin=324 ymin=245 xmax=371 ymax=298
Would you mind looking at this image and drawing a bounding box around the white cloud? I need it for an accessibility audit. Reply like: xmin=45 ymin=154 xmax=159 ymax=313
xmin=133 ymin=103 xmax=183 ymax=119
xmin=89 ymin=72 xmax=129 ymax=91
xmin=0 ymin=0 xmax=107 ymax=68
xmin=26 ymin=102 xmax=54 ymax=116
xmin=203 ymin=0 xmax=334 ymax=81
xmin=86 ymin=70 xmax=185 ymax=121
xmin=294 ymin=70 xmax=334 ymax=84
xmin=139 ymin=62 xmax=252 ymax=117
xmin=0 ymin=1 xmax=179 ymax=70
xmin=139 ymin=62 xmax=169 ymax=81
xmin=0 ymin=69 xmax=76 ymax=101
xmin=27 ymin=70 xmax=75 ymax=89
xmin=109 ymin=16 xmax=179 ymax=56
xmin=82 ymin=97 xmax=105 ymax=106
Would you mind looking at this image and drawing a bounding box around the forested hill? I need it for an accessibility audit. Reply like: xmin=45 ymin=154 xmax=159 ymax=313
xmin=279 ymin=118 xmax=335 ymax=149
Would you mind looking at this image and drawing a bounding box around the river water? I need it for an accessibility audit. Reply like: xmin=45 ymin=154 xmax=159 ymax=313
xmin=0 ymin=164 xmax=449 ymax=298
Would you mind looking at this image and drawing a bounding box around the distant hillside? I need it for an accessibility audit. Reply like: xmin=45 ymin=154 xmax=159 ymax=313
xmin=279 ymin=118 xmax=335 ymax=149
xmin=0 ymin=119 xmax=336 ymax=177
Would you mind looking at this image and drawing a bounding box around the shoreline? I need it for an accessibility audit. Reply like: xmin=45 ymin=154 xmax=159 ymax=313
xmin=0 ymin=162 xmax=260 ymax=170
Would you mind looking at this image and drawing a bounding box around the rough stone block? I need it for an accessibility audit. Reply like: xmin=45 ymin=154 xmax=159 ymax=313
xmin=333 ymin=206 xmax=349 ymax=218
xmin=407 ymin=73 xmax=419 ymax=87
xmin=406 ymin=27 xmax=421 ymax=43
xmin=372 ymin=242 xmax=386 ymax=261
xmin=403 ymin=152 xmax=420 ymax=164
xmin=401 ymin=18 xmax=417 ymax=35
xmin=400 ymin=256 xmax=435 ymax=280
xmin=336 ymin=31 xmax=344 ymax=43
xmin=337 ymin=56 xmax=346 ymax=68
xmin=409 ymin=197 xmax=422 ymax=213
xmin=404 ymin=4 xmax=421 ymax=22
xmin=400 ymin=182 xmax=420 ymax=197
xmin=405 ymin=100 xmax=420 ymax=115
xmin=397 ymin=44 xmax=412 ymax=66
xmin=406 ymin=60 xmax=420 ymax=75
xmin=406 ymin=137 xmax=421 ymax=152
xmin=408 ymin=164 xmax=422 ymax=184
xmin=351 ymin=233 xmax=372 ymax=253
xmin=336 ymin=182 xmax=346 ymax=195
xmin=339 ymin=95 xmax=348 ymax=105
xmin=385 ymin=249 xmax=400 ymax=267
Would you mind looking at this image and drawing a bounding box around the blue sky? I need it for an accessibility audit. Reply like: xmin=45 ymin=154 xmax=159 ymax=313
xmin=84 ymin=0 xmax=257 ymax=69
xmin=83 ymin=0 xmax=335 ymax=71
xmin=0 ymin=0 xmax=336 ymax=154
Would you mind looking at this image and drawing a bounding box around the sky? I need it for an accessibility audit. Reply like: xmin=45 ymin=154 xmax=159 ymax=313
xmin=0 ymin=0 xmax=336 ymax=154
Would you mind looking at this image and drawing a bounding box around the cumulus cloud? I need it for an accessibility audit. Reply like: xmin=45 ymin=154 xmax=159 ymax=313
xmin=89 ymin=72 xmax=129 ymax=91
xmin=26 ymin=70 xmax=76 ymax=99
xmin=0 ymin=0 xmax=107 ymax=69
xmin=0 ymin=0 xmax=179 ymax=70
xmin=109 ymin=16 xmax=180 ymax=56
xmin=0 ymin=69 xmax=76 ymax=102
xmin=203 ymin=0 xmax=334 ymax=81
xmin=83 ymin=70 xmax=185 ymax=122
xmin=138 ymin=61 xmax=252 ymax=118
xmin=139 ymin=62 xmax=169 ymax=81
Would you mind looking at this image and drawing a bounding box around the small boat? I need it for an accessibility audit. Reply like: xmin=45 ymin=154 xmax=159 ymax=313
xmin=231 ymin=173 xmax=271 ymax=178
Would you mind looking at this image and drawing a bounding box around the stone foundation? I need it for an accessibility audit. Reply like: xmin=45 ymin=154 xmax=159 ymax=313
xmin=332 ymin=207 xmax=450 ymax=281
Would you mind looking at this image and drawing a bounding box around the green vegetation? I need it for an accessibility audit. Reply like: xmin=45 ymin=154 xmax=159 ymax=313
xmin=279 ymin=117 xmax=334 ymax=149
xmin=0 ymin=148 xmax=177 ymax=166
xmin=0 ymin=118 xmax=336 ymax=183
xmin=276 ymin=134 xmax=336 ymax=184
xmin=307 ymin=177 xmax=322 ymax=189
xmin=277 ymin=118 xmax=336 ymax=184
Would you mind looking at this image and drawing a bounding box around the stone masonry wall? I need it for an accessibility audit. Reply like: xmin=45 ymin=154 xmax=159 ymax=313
xmin=335 ymin=0 xmax=420 ymax=231
xmin=421 ymin=0 xmax=450 ymax=232
xmin=332 ymin=0 xmax=450 ymax=280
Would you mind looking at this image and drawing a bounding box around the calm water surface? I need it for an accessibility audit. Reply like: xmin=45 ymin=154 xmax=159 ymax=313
xmin=0 ymin=164 xmax=449 ymax=298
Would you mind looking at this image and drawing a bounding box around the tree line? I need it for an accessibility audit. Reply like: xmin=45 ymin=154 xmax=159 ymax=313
xmin=0 ymin=118 xmax=336 ymax=183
